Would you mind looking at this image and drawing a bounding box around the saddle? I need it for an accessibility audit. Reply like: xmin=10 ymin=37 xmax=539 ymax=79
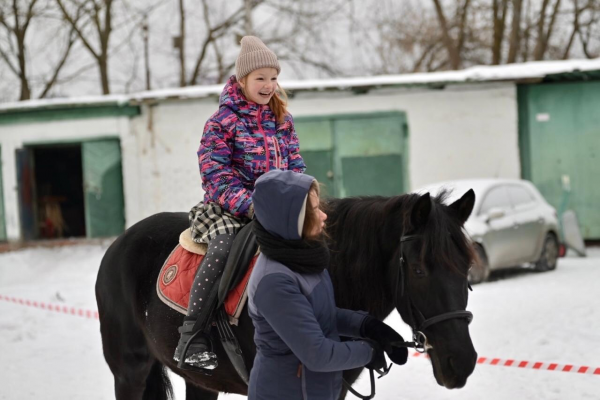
xmin=157 ymin=222 xmax=258 ymax=383
xmin=157 ymin=221 xmax=259 ymax=325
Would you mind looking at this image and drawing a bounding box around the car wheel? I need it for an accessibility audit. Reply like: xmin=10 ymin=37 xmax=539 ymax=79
xmin=469 ymin=245 xmax=490 ymax=284
xmin=534 ymin=233 xmax=559 ymax=272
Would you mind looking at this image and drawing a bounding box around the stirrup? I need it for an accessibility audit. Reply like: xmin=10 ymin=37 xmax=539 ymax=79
xmin=185 ymin=351 xmax=218 ymax=370
xmin=176 ymin=329 xmax=218 ymax=371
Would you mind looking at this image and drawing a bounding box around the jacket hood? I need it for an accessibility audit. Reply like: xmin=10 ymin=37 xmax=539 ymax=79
xmin=219 ymin=75 xmax=260 ymax=115
xmin=252 ymin=170 xmax=315 ymax=240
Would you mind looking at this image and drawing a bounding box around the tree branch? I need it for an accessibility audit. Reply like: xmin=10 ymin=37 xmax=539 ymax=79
xmin=56 ymin=0 xmax=99 ymax=60
xmin=432 ymin=0 xmax=461 ymax=69
xmin=39 ymin=25 xmax=77 ymax=98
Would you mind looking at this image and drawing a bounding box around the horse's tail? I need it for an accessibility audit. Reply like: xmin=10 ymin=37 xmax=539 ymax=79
xmin=143 ymin=361 xmax=173 ymax=400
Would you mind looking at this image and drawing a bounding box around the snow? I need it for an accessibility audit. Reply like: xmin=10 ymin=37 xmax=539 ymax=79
xmin=1 ymin=242 xmax=599 ymax=399
xmin=0 ymin=95 xmax=130 ymax=112
xmin=1 ymin=57 xmax=599 ymax=112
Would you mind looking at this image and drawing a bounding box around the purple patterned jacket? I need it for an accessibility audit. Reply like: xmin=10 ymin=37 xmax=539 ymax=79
xmin=198 ymin=76 xmax=306 ymax=218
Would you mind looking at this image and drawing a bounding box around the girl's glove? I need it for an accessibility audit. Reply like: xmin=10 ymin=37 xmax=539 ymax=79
xmin=361 ymin=316 xmax=408 ymax=365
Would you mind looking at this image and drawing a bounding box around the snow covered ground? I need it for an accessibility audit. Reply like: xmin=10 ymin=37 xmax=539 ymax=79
xmin=0 ymin=242 xmax=599 ymax=400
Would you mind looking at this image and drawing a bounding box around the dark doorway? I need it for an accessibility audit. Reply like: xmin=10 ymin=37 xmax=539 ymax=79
xmin=32 ymin=145 xmax=86 ymax=239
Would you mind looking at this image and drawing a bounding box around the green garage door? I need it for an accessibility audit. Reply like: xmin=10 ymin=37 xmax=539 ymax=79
xmin=519 ymin=81 xmax=600 ymax=239
xmin=82 ymin=139 xmax=125 ymax=238
xmin=295 ymin=112 xmax=409 ymax=198
xmin=0 ymin=145 xmax=6 ymax=241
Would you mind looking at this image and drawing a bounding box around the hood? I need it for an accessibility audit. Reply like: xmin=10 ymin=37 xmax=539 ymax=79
xmin=252 ymin=170 xmax=316 ymax=240
xmin=219 ymin=75 xmax=260 ymax=115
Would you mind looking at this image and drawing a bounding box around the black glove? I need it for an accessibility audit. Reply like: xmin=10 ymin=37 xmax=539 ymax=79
xmin=361 ymin=316 xmax=408 ymax=365
xmin=365 ymin=342 xmax=387 ymax=371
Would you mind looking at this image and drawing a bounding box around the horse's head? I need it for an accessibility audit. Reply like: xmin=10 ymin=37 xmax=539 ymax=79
xmin=393 ymin=189 xmax=477 ymax=389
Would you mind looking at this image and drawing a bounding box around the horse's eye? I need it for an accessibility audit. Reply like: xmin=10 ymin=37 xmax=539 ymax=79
xmin=414 ymin=268 xmax=424 ymax=276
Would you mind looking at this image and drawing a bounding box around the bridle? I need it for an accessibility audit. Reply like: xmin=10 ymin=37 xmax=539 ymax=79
xmin=393 ymin=234 xmax=473 ymax=353
xmin=343 ymin=234 xmax=474 ymax=400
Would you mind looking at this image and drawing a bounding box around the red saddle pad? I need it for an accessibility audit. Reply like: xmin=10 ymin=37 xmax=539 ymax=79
xmin=157 ymin=244 xmax=257 ymax=323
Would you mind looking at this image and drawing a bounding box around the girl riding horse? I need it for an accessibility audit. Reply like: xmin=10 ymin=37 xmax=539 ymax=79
xmin=174 ymin=36 xmax=306 ymax=369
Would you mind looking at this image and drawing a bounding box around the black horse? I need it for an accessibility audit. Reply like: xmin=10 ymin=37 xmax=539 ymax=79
xmin=96 ymin=190 xmax=478 ymax=399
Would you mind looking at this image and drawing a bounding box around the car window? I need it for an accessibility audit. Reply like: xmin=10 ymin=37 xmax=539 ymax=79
xmin=507 ymin=185 xmax=537 ymax=209
xmin=479 ymin=186 xmax=511 ymax=215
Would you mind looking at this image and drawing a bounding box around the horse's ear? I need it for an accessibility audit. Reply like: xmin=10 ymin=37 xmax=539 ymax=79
xmin=449 ymin=189 xmax=476 ymax=225
xmin=411 ymin=192 xmax=432 ymax=228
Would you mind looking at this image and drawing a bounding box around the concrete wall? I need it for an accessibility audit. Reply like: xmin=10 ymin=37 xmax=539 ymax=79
xmin=288 ymin=82 xmax=520 ymax=190
xmin=124 ymin=99 xmax=219 ymax=226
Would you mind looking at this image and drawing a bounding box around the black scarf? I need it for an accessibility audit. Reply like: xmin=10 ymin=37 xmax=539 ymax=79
xmin=253 ymin=220 xmax=330 ymax=274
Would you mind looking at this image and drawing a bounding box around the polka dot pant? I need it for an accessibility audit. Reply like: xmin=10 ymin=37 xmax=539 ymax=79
xmin=186 ymin=233 xmax=234 ymax=317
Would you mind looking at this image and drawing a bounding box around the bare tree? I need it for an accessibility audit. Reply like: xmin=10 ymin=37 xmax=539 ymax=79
xmin=492 ymin=0 xmax=510 ymax=64
xmin=187 ymin=0 xmax=250 ymax=85
xmin=533 ymin=0 xmax=563 ymax=60
xmin=258 ymin=0 xmax=347 ymax=77
xmin=56 ymin=0 xmax=114 ymax=94
xmin=171 ymin=0 xmax=259 ymax=86
xmin=578 ymin=0 xmax=600 ymax=57
xmin=507 ymin=0 xmax=524 ymax=63
xmin=0 ymin=0 xmax=77 ymax=100
xmin=431 ymin=0 xmax=471 ymax=70
xmin=562 ymin=0 xmax=600 ymax=58
xmin=175 ymin=0 xmax=186 ymax=87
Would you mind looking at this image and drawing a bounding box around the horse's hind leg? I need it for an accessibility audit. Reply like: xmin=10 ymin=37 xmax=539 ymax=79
xmin=99 ymin=313 xmax=169 ymax=400
xmin=185 ymin=383 xmax=219 ymax=400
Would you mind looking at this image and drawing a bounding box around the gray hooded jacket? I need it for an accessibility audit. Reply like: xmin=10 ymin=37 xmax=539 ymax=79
xmin=247 ymin=170 xmax=373 ymax=400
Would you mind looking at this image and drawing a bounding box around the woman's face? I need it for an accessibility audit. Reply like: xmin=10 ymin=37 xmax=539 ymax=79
xmin=239 ymin=68 xmax=279 ymax=105
xmin=306 ymin=191 xmax=327 ymax=238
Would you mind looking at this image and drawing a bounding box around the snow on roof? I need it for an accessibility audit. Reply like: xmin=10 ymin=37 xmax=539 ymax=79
xmin=0 ymin=94 xmax=130 ymax=112
xmin=1 ymin=57 xmax=599 ymax=113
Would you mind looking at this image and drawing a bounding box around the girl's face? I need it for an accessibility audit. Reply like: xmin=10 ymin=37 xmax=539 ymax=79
xmin=239 ymin=68 xmax=279 ymax=105
xmin=306 ymin=191 xmax=327 ymax=238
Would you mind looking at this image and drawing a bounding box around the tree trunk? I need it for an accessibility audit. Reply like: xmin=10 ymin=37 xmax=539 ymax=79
xmin=99 ymin=55 xmax=110 ymax=95
xmin=507 ymin=0 xmax=523 ymax=63
xmin=562 ymin=0 xmax=580 ymax=59
xmin=542 ymin=0 xmax=562 ymax=57
xmin=492 ymin=0 xmax=509 ymax=65
xmin=532 ymin=0 xmax=550 ymax=60
xmin=532 ymin=0 xmax=561 ymax=61
xmin=178 ymin=0 xmax=186 ymax=87
xmin=432 ymin=0 xmax=462 ymax=69
xmin=244 ymin=0 xmax=253 ymax=35
xmin=16 ymin=31 xmax=31 ymax=100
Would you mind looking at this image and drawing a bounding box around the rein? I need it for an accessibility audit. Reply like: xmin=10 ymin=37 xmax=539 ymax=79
xmin=343 ymin=234 xmax=473 ymax=399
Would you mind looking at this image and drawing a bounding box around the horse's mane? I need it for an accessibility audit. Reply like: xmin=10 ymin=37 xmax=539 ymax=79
xmin=325 ymin=190 xmax=475 ymax=318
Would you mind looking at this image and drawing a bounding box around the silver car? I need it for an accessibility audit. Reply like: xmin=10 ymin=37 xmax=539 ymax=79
xmin=416 ymin=179 xmax=561 ymax=283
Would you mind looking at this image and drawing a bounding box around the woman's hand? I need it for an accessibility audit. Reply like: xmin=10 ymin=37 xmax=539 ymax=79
xmin=361 ymin=316 xmax=408 ymax=365
xmin=365 ymin=342 xmax=388 ymax=371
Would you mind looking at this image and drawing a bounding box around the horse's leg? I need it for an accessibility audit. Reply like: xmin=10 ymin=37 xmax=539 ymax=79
xmin=185 ymin=383 xmax=219 ymax=400
xmin=99 ymin=309 xmax=169 ymax=400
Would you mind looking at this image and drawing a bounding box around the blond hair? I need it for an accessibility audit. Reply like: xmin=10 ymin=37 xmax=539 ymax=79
xmin=239 ymin=77 xmax=289 ymax=124
xmin=269 ymin=85 xmax=289 ymax=124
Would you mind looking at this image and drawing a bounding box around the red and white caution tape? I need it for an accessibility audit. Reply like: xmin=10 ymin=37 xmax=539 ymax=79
xmin=0 ymin=294 xmax=98 ymax=320
xmin=412 ymin=351 xmax=600 ymax=375
xmin=3 ymin=294 xmax=600 ymax=376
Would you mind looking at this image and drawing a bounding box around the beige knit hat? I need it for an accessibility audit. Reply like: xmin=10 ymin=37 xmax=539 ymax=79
xmin=235 ymin=36 xmax=280 ymax=80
